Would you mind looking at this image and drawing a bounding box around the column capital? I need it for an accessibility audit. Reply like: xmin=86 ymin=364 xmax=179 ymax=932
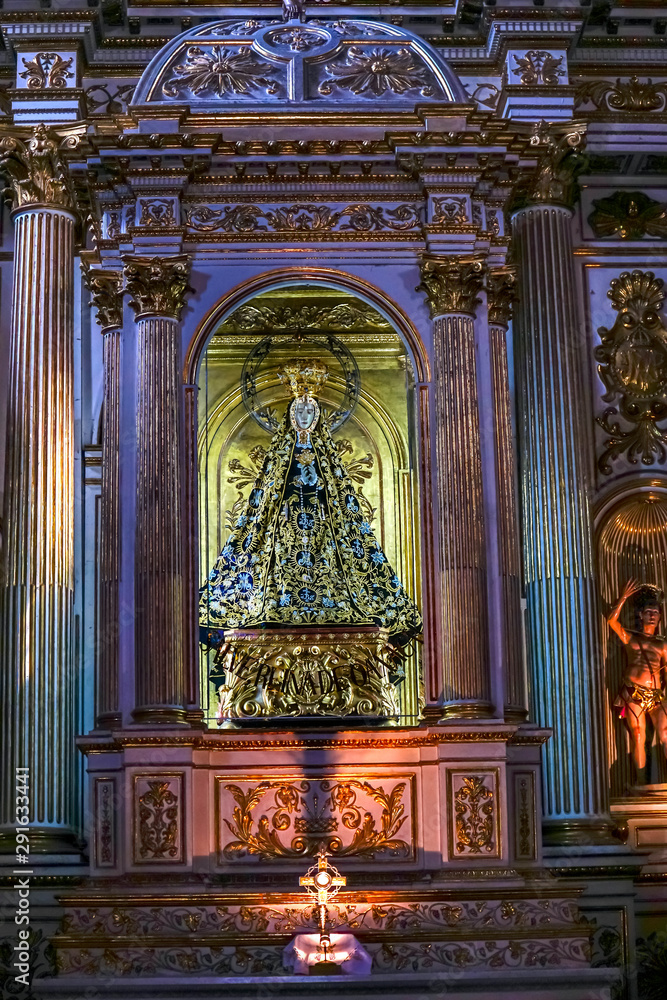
xmin=487 ymin=266 xmax=517 ymax=329
xmin=123 ymin=254 xmax=192 ymax=321
xmin=417 ymin=254 xmax=485 ymax=319
xmin=83 ymin=266 xmax=123 ymax=332
xmin=523 ymin=126 xmax=586 ymax=209
xmin=0 ymin=124 xmax=78 ymax=212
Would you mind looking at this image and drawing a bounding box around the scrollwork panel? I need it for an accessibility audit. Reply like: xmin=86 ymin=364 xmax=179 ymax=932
xmin=447 ymin=769 xmax=500 ymax=860
xmin=95 ymin=778 xmax=116 ymax=868
xmin=132 ymin=773 xmax=185 ymax=865
xmin=216 ymin=774 xmax=415 ymax=864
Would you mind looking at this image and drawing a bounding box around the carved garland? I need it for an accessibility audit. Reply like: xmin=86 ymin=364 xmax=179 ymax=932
xmin=186 ymin=203 xmax=421 ymax=234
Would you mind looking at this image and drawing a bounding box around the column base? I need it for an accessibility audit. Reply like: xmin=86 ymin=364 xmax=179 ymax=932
xmin=504 ymin=707 xmax=529 ymax=724
xmin=95 ymin=711 xmax=122 ymax=731
xmin=131 ymin=707 xmax=189 ymax=725
xmin=0 ymin=827 xmax=81 ymax=854
xmin=542 ymin=817 xmax=617 ymax=847
xmin=440 ymin=700 xmax=495 ymax=721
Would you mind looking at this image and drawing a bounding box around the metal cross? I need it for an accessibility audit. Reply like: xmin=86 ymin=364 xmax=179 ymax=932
xmin=299 ymin=848 xmax=346 ymax=933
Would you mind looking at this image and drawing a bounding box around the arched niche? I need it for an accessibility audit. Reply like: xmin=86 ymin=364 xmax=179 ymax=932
xmin=194 ymin=281 xmax=425 ymax=727
xmin=597 ymin=486 xmax=667 ymax=794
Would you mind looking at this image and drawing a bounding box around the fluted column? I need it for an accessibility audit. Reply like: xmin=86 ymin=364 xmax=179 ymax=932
xmin=512 ymin=134 xmax=610 ymax=844
xmin=0 ymin=128 xmax=78 ymax=852
xmin=418 ymin=255 xmax=493 ymax=719
xmin=86 ymin=269 xmax=123 ymax=729
xmin=123 ymin=255 xmax=191 ymax=725
xmin=487 ymin=268 xmax=528 ymax=724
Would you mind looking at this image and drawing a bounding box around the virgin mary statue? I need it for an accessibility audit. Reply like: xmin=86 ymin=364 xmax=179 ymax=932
xmin=200 ymin=357 xmax=422 ymax=722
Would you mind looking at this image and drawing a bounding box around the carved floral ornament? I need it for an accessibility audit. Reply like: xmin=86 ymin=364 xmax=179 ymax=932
xmin=575 ymin=76 xmax=667 ymax=113
xmin=186 ymin=202 xmax=421 ymax=234
xmin=122 ymin=254 xmax=192 ymax=321
xmin=417 ymin=255 xmax=485 ymax=318
xmin=588 ymin=191 xmax=667 ymax=241
xmin=163 ymin=46 xmax=279 ymax=98
xmin=319 ymin=46 xmax=433 ymax=98
xmin=0 ymin=125 xmax=78 ymax=212
xmin=525 ymin=127 xmax=586 ymax=208
xmin=595 ymin=269 xmax=667 ymax=473
xmin=511 ymin=50 xmax=564 ymax=86
xmin=20 ymin=52 xmax=74 ymax=90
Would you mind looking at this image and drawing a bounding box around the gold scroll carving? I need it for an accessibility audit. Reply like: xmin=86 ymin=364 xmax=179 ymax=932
xmin=217 ymin=774 xmax=413 ymax=861
xmin=133 ymin=775 xmax=184 ymax=864
xmin=448 ymin=770 xmax=499 ymax=858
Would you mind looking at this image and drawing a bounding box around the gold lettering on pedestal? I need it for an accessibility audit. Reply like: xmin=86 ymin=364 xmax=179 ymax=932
xmin=217 ymin=775 xmax=413 ymax=862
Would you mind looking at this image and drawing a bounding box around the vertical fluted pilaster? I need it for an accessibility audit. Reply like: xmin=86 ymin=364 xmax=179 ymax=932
xmin=86 ymin=270 xmax=123 ymax=728
xmin=488 ymin=269 xmax=528 ymax=723
xmin=418 ymin=255 xmax=493 ymax=718
xmin=0 ymin=127 xmax=77 ymax=851
xmin=123 ymin=255 xmax=191 ymax=724
xmin=512 ymin=203 xmax=609 ymax=842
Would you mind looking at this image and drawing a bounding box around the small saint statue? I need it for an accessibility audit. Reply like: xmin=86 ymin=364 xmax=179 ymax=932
xmin=607 ymin=579 xmax=667 ymax=786
xmin=199 ymin=356 xmax=421 ymax=721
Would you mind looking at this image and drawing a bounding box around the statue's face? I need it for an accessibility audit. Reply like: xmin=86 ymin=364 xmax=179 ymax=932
xmin=294 ymin=396 xmax=316 ymax=430
xmin=639 ymin=605 xmax=661 ymax=632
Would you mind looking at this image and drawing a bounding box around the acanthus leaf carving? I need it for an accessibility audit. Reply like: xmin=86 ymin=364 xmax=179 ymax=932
xmin=138 ymin=780 xmax=180 ymax=860
xmin=575 ymin=76 xmax=667 ymax=113
xmin=220 ymin=776 xmax=412 ymax=861
xmin=83 ymin=266 xmax=123 ymax=332
xmin=525 ymin=127 xmax=586 ymax=208
xmin=163 ymin=46 xmax=279 ymax=99
xmin=20 ymin=52 xmax=74 ymax=90
xmin=185 ymin=202 xmax=421 ymax=234
xmin=487 ymin=267 xmax=517 ymax=329
xmin=122 ymin=254 xmax=192 ymax=320
xmin=588 ymin=191 xmax=667 ymax=240
xmin=319 ymin=46 xmax=433 ymax=98
xmin=454 ymin=775 xmax=496 ymax=855
xmin=0 ymin=125 xmax=78 ymax=212
xmin=417 ymin=254 xmax=485 ymax=318
xmin=511 ymin=50 xmax=564 ymax=87
xmin=595 ymin=270 xmax=667 ymax=473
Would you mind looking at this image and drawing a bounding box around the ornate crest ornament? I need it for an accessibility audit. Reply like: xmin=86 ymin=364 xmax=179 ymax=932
xmin=512 ymin=50 xmax=564 ymax=86
xmin=20 ymin=52 xmax=74 ymax=90
xmin=576 ymin=76 xmax=667 ymax=113
xmin=595 ymin=270 xmax=667 ymax=472
xmin=588 ymin=191 xmax=667 ymax=240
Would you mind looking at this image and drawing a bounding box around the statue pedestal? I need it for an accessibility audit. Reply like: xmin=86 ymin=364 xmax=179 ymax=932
xmin=212 ymin=627 xmax=405 ymax=723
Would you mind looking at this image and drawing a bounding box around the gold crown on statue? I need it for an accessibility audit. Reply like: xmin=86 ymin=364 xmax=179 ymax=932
xmin=278 ymin=358 xmax=329 ymax=399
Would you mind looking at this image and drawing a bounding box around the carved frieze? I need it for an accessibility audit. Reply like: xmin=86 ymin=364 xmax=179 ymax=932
xmin=487 ymin=267 xmax=517 ymax=329
xmin=186 ymin=202 xmax=421 ymax=234
xmin=84 ymin=268 xmax=123 ymax=332
xmin=0 ymin=125 xmax=78 ymax=212
xmin=417 ymin=254 xmax=485 ymax=318
xmin=448 ymin=770 xmax=500 ymax=858
xmin=595 ymin=270 xmax=667 ymax=473
xmin=19 ymin=52 xmax=74 ymax=90
xmin=163 ymin=46 xmax=280 ymax=99
xmin=588 ymin=191 xmax=667 ymax=240
xmin=217 ymin=774 xmax=414 ymax=861
xmin=133 ymin=774 xmax=184 ymax=864
xmin=123 ymin=254 xmax=191 ymax=320
xmin=575 ymin=76 xmax=667 ymax=113
xmin=218 ymin=300 xmax=392 ymax=335
xmin=137 ymin=197 xmax=178 ymax=228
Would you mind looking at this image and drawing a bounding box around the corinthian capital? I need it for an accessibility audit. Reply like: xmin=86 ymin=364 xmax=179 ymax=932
xmin=417 ymin=254 xmax=485 ymax=318
xmin=83 ymin=267 xmax=123 ymax=332
xmin=0 ymin=125 xmax=77 ymax=211
xmin=526 ymin=127 xmax=586 ymax=208
xmin=122 ymin=254 xmax=192 ymax=321
xmin=487 ymin=267 xmax=517 ymax=328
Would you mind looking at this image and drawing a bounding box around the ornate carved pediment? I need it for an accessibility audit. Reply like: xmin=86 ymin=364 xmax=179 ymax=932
xmin=130 ymin=18 xmax=465 ymax=111
xmin=0 ymin=125 xmax=78 ymax=212
xmin=417 ymin=254 xmax=485 ymax=318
